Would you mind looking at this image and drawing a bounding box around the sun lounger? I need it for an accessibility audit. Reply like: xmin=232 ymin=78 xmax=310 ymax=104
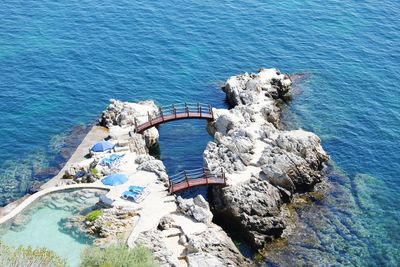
xmin=122 ymin=186 xmax=149 ymax=203
xmin=122 ymin=191 xmax=139 ymax=201
xmin=100 ymin=154 xmax=125 ymax=167
xmin=128 ymin=185 xmax=146 ymax=192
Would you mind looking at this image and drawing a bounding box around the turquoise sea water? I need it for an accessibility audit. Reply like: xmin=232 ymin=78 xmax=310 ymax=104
xmin=0 ymin=0 xmax=399 ymax=265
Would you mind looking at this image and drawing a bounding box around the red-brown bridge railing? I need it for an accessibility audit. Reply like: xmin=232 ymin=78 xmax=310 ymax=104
xmin=168 ymin=167 xmax=226 ymax=194
xmin=134 ymin=103 xmax=214 ymax=134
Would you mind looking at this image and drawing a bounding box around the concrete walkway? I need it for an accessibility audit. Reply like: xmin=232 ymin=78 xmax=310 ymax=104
xmin=0 ymin=125 xmax=109 ymax=220
xmin=127 ymin=182 xmax=176 ymax=247
xmin=0 ymin=183 xmax=110 ymax=224
xmin=41 ymin=125 xmax=109 ymax=189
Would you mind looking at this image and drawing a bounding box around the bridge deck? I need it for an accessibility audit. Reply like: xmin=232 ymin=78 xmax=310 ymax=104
xmin=169 ymin=177 xmax=225 ymax=194
xmin=136 ymin=112 xmax=213 ymax=133
xmin=134 ymin=103 xmax=214 ymax=134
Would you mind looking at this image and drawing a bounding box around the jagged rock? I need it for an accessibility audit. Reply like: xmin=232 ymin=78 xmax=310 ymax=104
xmin=158 ymin=215 xmax=175 ymax=230
xmin=185 ymin=227 xmax=251 ymax=266
xmin=212 ymin=180 xmax=286 ymax=249
xmin=187 ymin=253 xmax=223 ymax=267
xmin=258 ymin=130 xmax=328 ymax=192
xmin=135 ymin=155 xmax=154 ymax=164
xmin=100 ymin=99 xmax=158 ymax=128
xmin=193 ymin=195 xmax=209 ymax=210
xmin=205 ymin=68 xmax=329 ymax=249
xmin=143 ymin=127 xmax=159 ymax=147
xmin=63 ymin=206 xmax=137 ymax=246
xmin=177 ymin=196 xmax=213 ymax=224
xmin=100 ymin=99 xmax=160 ymax=147
xmin=178 ymin=234 xmax=188 ymax=245
xmin=136 ymin=156 xmax=168 ymax=182
xmin=108 ymin=126 xmax=132 ymax=140
xmin=204 ymin=141 xmax=246 ymax=174
xmin=128 ymin=133 xmax=148 ymax=154
xmin=222 ymin=68 xmax=291 ymax=107
xmin=136 ymin=230 xmax=181 ymax=267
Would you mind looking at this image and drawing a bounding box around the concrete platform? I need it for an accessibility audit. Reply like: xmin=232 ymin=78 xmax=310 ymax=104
xmin=41 ymin=125 xmax=109 ymax=189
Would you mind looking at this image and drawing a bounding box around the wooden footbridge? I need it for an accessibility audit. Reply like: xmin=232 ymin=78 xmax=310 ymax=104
xmin=134 ymin=103 xmax=214 ymax=133
xmin=168 ymin=168 xmax=226 ymax=194
xmin=133 ymin=102 xmax=226 ymax=193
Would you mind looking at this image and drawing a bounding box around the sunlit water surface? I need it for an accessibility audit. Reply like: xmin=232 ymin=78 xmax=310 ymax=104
xmin=0 ymin=0 xmax=399 ymax=265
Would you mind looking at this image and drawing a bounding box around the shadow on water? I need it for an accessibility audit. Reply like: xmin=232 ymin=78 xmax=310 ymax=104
xmin=57 ymin=218 xmax=95 ymax=246
xmin=148 ymin=142 xmax=161 ymax=160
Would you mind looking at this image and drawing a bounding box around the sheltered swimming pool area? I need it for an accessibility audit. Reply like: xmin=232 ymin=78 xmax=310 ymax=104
xmin=0 ymin=189 xmax=107 ymax=267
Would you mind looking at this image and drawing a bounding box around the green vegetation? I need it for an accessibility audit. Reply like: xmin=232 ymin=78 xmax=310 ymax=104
xmin=90 ymin=168 xmax=98 ymax=176
xmin=253 ymin=252 xmax=265 ymax=263
xmin=80 ymin=243 xmax=158 ymax=267
xmin=85 ymin=209 xmax=103 ymax=222
xmin=0 ymin=242 xmax=67 ymax=267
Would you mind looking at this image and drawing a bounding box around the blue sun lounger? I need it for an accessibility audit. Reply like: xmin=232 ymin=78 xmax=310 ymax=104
xmin=122 ymin=185 xmax=149 ymax=203
xmin=128 ymin=185 xmax=145 ymax=192
xmin=100 ymin=154 xmax=124 ymax=167
xmin=122 ymin=191 xmax=140 ymax=201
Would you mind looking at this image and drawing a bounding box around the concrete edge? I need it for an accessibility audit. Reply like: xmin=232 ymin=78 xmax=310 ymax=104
xmin=0 ymin=184 xmax=110 ymax=225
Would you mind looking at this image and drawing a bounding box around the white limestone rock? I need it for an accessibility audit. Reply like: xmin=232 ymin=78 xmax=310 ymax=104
xmin=185 ymin=227 xmax=251 ymax=266
xmin=136 ymin=230 xmax=180 ymax=267
xmin=204 ymin=68 xmax=329 ymax=249
xmin=143 ymin=126 xmax=159 ymax=147
xmin=176 ymin=196 xmax=213 ymax=224
xmin=136 ymin=156 xmax=168 ymax=182
xmin=100 ymin=99 xmax=160 ymax=147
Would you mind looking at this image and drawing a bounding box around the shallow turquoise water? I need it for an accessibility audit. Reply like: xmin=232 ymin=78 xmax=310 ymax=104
xmin=0 ymin=190 xmax=104 ymax=267
xmin=0 ymin=0 xmax=399 ymax=265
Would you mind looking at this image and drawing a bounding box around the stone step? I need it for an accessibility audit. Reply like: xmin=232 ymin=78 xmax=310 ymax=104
xmin=163 ymin=196 xmax=176 ymax=203
xmin=162 ymin=227 xmax=182 ymax=238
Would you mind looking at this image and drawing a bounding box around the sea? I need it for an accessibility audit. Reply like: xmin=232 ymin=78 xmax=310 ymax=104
xmin=0 ymin=0 xmax=399 ymax=265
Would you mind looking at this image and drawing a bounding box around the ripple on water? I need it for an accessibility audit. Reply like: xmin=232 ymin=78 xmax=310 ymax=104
xmin=0 ymin=0 xmax=400 ymax=265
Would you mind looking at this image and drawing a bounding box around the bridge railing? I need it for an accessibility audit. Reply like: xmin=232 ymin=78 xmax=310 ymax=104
xmin=134 ymin=102 xmax=214 ymax=133
xmin=168 ymin=167 xmax=226 ymax=186
xmin=156 ymin=103 xmax=213 ymax=118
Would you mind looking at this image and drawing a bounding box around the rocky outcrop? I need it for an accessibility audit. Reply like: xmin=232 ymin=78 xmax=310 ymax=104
xmin=136 ymin=155 xmax=169 ymax=184
xmin=63 ymin=205 xmax=138 ymax=247
xmin=259 ymin=130 xmax=328 ymax=192
xmin=205 ymin=68 xmax=329 ymax=249
xmin=136 ymin=230 xmax=181 ymax=267
xmin=100 ymin=99 xmax=160 ymax=147
xmin=128 ymin=133 xmax=148 ymax=154
xmin=137 ymin=213 xmax=250 ymax=267
xmin=212 ymin=179 xmax=288 ymax=249
xmin=176 ymin=195 xmax=213 ymax=224
xmin=185 ymin=226 xmax=251 ymax=266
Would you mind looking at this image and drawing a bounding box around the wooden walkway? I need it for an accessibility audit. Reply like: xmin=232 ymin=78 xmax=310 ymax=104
xmin=168 ymin=168 xmax=226 ymax=194
xmin=135 ymin=103 xmax=214 ymax=133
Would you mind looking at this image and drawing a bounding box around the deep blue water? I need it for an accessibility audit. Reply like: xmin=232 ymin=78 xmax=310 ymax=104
xmin=0 ymin=0 xmax=399 ymax=265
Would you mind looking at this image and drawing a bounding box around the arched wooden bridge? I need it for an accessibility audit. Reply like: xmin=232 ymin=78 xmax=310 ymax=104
xmin=134 ymin=103 xmax=214 ymax=133
xmin=168 ymin=168 xmax=226 ymax=194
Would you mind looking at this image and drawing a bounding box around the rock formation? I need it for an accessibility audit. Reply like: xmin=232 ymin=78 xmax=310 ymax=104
xmin=100 ymin=99 xmax=160 ymax=147
xmin=53 ymin=68 xmax=329 ymax=265
xmin=176 ymin=195 xmax=213 ymax=224
xmin=205 ymin=68 xmax=329 ymax=249
xmin=136 ymin=213 xmax=250 ymax=267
